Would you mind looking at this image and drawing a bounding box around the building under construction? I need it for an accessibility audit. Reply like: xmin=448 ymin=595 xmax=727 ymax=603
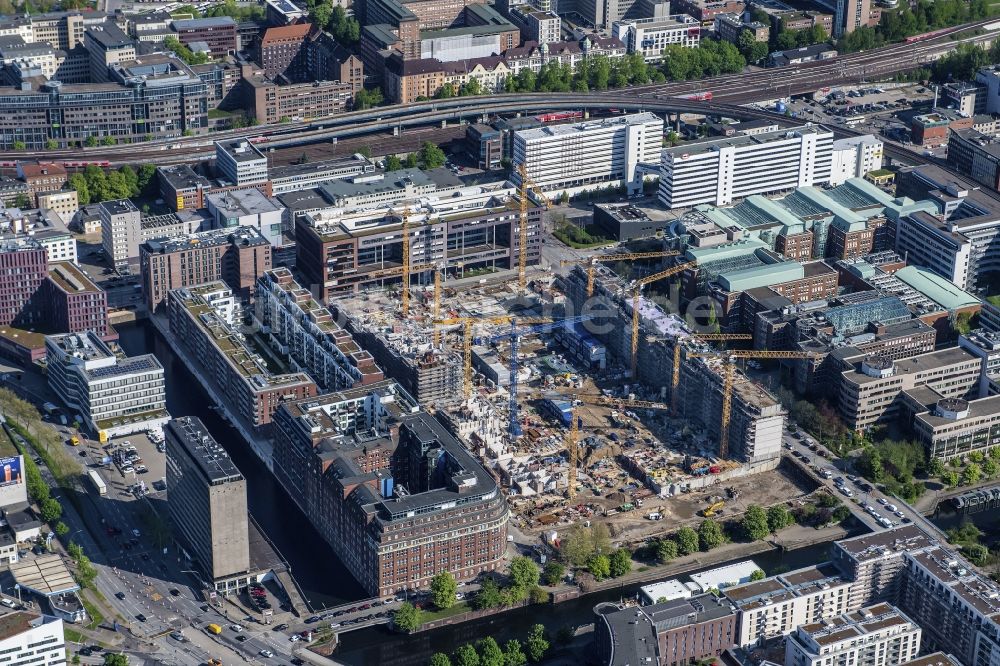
xmin=561 ymin=265 xmax=786 ymax=463
xmin=330 ymin=300 xmax=463 ymax=405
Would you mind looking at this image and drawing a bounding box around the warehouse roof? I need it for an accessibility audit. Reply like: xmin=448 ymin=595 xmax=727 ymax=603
xmin=893 ymin=266 xmax=981 ymax=311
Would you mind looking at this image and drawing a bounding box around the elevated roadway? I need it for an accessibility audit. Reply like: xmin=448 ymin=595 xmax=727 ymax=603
xmin=16 ymin=17 xmax=1000 ymax=164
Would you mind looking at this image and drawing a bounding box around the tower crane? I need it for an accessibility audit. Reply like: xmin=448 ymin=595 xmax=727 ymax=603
xmin=689 ymin=349 xmax=816 ymax=459
xmin=566 ymin=406 xmax=578 ymax=498
xmin=670 ymin=333 xmax=752 ymax=414
xmin=517 ymin=164 xmax=550 ymax=293
xmin=478 ymin=315 xmax=595 ymax=439
xmin=401 ymin=206 xmax=411 ymax=316
xmin=566 ymin=251 xmax=682 ymax=297
xmin=629 ymin=261 xmax=697 ymax=378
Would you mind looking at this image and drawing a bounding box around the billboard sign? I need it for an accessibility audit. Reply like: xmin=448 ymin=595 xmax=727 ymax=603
xmin=0 ymin=457 xmax=21 ymax=487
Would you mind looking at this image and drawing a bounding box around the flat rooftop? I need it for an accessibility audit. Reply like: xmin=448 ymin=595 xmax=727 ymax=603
xmin=664 ymin=125 xmax=830 ymax=159
xmin=834 ymin=524 xmax=931 ymax=562
xmin=206 ymin=189 xmax=283 ymax=216
xmin=845 ymin=346 xmax=979 ymax=385
xmin=47 ymin=262 xmax=100 ymax=294
xmin=0 ymin=611 xmax=42 ymax=642
xmin=10 ymin=554 xmax=78 ymax=596
xmin=216 ymin=139 xmax=267 ymax=163
xmin=516 ymin=111 xmax=661 ymax=141
xmin=165 ymin=416 xmax=243 ymax=484
xmin=143 ymin=225 xmax=269 ymax=255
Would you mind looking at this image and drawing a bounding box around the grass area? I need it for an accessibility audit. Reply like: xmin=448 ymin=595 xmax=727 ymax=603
xmin=8 ymin=421 xmax=78 ymax=488
xmin=64 ymin=627 xmax=86 ymax=644
xmin=419 ymin=601 xmax=470 ymax=623
xmin=461 ymin=266 xmax=498 ymax=278
xmin=207 ymin=108 xmax=235 ymax=118
xmin=553 ymin=224 xmax=613 ymax=249
xmin=80 ymin=593 xmax=105 ymax=630
xmin=988 ymin=295 xmax=1000 ymax=308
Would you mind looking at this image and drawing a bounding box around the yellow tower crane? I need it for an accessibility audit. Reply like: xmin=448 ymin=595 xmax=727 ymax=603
xmin=432 ymin=268 xmax=442 ymax=347
xmin=433 ymin=316 xmax=550 ymax=399
xmin=517 ymin=164 xmax=550 ymax=292
xmin=690 ymin=350 xmax=816 ymax=459
xmin=584 ymin=252 xmax=680 ymax=297
xmin=629 ymin=261 xmax=697 ymax=378
xmin=670 ymin=334 xmax=752 ymax=415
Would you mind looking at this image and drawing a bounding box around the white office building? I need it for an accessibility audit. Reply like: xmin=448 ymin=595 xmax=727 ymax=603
xmin=612 ymin=15 xmax=701 ymax=61
xmin=830 ymin=135 xmax=884 ymax=186
xmin=0 ymin=206 xmax=76 ymax=265
xmin=658 ymin=125 xmax=834 ymax=209
xmin=215 ymin=139 xmax=268 ymax=186
xmin=512 ymin=112 xmax=664 ymax=196
xmin=205 ymin=189 xmax=285 ymax=246
xmin=785 ymin=603 xmax=921 ymax=666
xmin=0 ymin=611 xmax=65 ymax=666
xmin=45 ymin=331 xmax=168 ymax=436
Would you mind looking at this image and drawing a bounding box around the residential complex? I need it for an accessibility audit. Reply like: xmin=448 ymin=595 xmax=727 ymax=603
xmin=272 ymin=382 xmax=509 ymax=597
xmin=512 ymin=112 xmax=663 ymax=195
xmin=168 ymin=283 xmax=317 ymax=433
xmin=611 ymin=15 xmax=701 ymax=61
xmin=784 ymin=604 xmax=921 ymax=666
xmin=659 ymin=126 xmax=835 ymax=208
xmin=254 ymin=268 xmax=384 ymax=391
xmin=44 ymin=331 xmax=167 ymax=436
xmin=165 ymin=416 xmax=251 ymax=590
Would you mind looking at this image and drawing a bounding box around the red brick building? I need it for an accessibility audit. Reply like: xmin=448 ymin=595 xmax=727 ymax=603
xmin=172 ymin=17 xmax=238 ymax=58
xmin=255 ymin=22 xmax=312 ymax=81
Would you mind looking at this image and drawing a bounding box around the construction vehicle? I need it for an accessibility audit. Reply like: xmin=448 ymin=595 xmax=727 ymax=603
xmin=629 ymin=261 xmax=697 ymax=378
xmin=516 ymin=164 xmax=549 ymax=292
xmin=700 ymin=500 xmax=725 ymax=517
xmin=689 ymin=349 xmax=816 ymax=459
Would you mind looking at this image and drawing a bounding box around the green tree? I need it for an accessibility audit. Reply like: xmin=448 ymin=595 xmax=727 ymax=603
xmin=405 ymin=153 xmax=419 ymax=169
xmin=503 ymin=639 xmax=527 ymax=666
xmin=118 ymin=166 xmax=139 ymax=197
xmin=13 ymin=193 xmax=31 ymax=209
xmin=310 ymin=1 xmax=333 ymax=30
xmin=393 ymin=602 xmax=421 ymax=632
xmin=676 ymin=526 xmax=699 ymax=555
xmin=45 ymin=139 xmax=58 ymax=150
xmin=103 ymin=655 xmax=128 ymax=666
xmin=943 ymin=470 xmax=960 ymax=487
xmin=460 ymin=78 xmax=482 ymax=96
xmin=832 ymin=505 xmax=852 ymax=523
xmin=419 ymin=141 xmax=447 ymax=169
xmin=474 ymin=577 xmax=503 ymax=610
xmin=665 ymin=130 xmax=680 ymax=147
xmin=962 ymin=463 xmax=983 ymax=486
xmin=751 ymin=568 xmax=766 ymax=581
xmin=656 ymin=538 xmax=678 ymax=563
xmin=354 ymin=87 xmax=384 ymax=110
xmin=525 ymin=624 xmax=549 ymax=663
xmin=40 ymin=497 xmax=62 ymax=524
xmin=542 ymin=561 xmax=564 ymax=586
xmin=609 ymin=548 xmax=631 ymax=577
xmin=478 ymin=637 xmax=504 ymax=666
xmin=54 ymin=522 xmax=68 ymax=537
xmin=743 ymin=505 xmax=771 ymax=540
xmin=509 ymin=556 xmax=540 ymax=590
xmin=431 ymin=571 xmax=457 ymax=609
xmin=984 ymin=458 xmax=998 ymax=478
xmin=385 ymin=155 xmax=403 ymax=171
xmin=699 ymin=519 xmax=725 ymax=550
xmin=430 ymin=654 xmax=452 ymax=666
xmin=587 ymin=553 xmax=611 ymax=580
xmin=928 ymin=457 xmax=946 ymax=478
xmin=329 ymin=5 xmax=361 ymax=44
xmin=454 ymin=644 xmax=480 ymax=666
xmin=767 ymin=504 xmax=793 ymax=533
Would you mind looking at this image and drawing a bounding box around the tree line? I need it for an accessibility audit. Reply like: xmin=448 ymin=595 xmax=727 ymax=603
xmin=69 ymin=164 xmax=158 ymax=206
xmin=838 ymin=0 xmax=994 ymax=53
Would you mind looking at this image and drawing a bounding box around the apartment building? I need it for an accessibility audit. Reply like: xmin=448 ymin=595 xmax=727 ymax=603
xmin=255 ymin=22 xmax=310 ymax=81
xmin=784 ymin=604 xmax=921 ymax=666
xmin=333 ymin=304 xmax=462 ymax=404
xmin=43 ymin=262 xmax=109 ymax=338
xmin=714 ymin=13 xmax=768 ymax=43
xmin=165 ymin=416 xmax=251 ymax=590
xmin=830 ymin=136 xmax=884 ymax=186
xmin=612 ymin=15 xmax=701 ymax=62
xmin=0 ymin=238 xmax=48 ymax=329
xmin=45 ymin=331 xmax=167 ymax=435
xmin=838 ymin=347 xmax=981 ymax=432
xmin=240 ymin=75 xmax=354 ymax=125
xmin=172 ymin=17 xmax=237 ymax=58
xmin=724 ymin=563 xmax=853 ymax=647
xmin=254 ymin=268 xmax=384 ymax=391
xmin=167 ymin=283 xmax=317 ymax=433
xmin=271 ymin=383 xmax=509 ymax=597
xmin=16 ymin=162 xmax=67 ymax=199
xmin=830 ymin=525 xmax=934 ymax=610
xmin=215 ymin=140 xmax=269 ymax=187
xmin=139 ymin=226 xmax=273 ymax=312
xmin=512 ymin=112 xmax=663 ymax=195
xmin=0 ymin=611 xmax=65 ymax=666
xmin=659 ymin=126 xmax=834 ymax=208
xmin=36 ymin=191 xmax=79 ymax=221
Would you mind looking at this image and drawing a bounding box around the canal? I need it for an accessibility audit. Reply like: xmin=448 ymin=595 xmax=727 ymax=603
xmin=118 ymin=319 xmax=847 ymax=663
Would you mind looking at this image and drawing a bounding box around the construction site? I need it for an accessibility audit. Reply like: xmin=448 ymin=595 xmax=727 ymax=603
xmin=321 ymin=228 xmax=818 ymax=545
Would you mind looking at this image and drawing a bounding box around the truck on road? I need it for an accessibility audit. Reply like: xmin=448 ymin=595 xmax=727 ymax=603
xmin=87 ymin=469 xmax=107 ymax=496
